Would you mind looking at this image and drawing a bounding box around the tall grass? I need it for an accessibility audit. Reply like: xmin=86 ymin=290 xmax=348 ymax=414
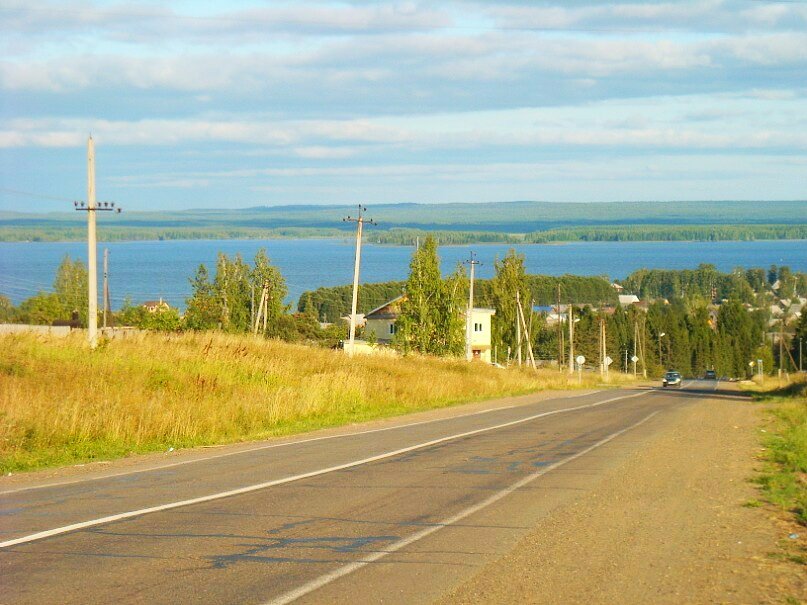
xmin=0 ymin=332 xmax=635 ymax=472
xmin=744 ymin=376 xmax=807 ymax=526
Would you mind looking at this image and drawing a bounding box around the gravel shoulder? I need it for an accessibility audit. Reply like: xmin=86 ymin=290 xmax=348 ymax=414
xmin=439 ymin=386 xmax=806 ymax=605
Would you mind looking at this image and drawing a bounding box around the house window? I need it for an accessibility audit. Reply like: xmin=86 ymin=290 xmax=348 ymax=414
xmin=389 ymin=323 xmax=397 ymax=335
xmin=474 ymin=322 xmax=483 ymax=332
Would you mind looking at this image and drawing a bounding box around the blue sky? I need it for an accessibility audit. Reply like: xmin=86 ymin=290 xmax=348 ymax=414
xmin=1 ymin=0 xmax=805 ymax=212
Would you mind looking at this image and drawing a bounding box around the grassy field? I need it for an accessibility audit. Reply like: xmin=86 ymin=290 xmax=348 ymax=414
xmin=742 ymin=376 xmax=807 ymax=526
xmin=0 ymin=332 xmax=635 ymax=473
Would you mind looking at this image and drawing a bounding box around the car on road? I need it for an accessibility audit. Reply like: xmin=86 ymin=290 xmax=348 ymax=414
xmin=704 ymin=370 xmax=717 ymax=380
xmin=662 ymin=371 xmax=683 ymax=388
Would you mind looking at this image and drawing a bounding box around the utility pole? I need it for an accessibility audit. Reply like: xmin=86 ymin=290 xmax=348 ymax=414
xmin=516 ymin=293 xmax=537 ymax=370
xmin=633 ymin=322 xmax=638 ymax=376
xmin=516 ymin=290 xmax=522 ymax=366
xmin=464 ymin=251 xmax=480 ymax=362
xmin=73 ymin=136 xmax=120 ymax=348
xmin=343 ymin=205 xmax=376 ymax=357
xmin=556 ymin=284 xmax=563 ymax=370
xmin=102 ymin=248 xmax=110 ymax=328
xmin=568 ymin=304 xmax=574 ymax=375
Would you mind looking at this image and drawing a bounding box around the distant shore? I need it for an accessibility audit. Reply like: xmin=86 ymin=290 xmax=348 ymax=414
xmin=1 ymin=223 xmax=806 ymax=245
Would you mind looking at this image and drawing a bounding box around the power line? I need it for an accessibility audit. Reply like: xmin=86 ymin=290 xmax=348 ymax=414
xmin=0 ymin=187 xmax=74 ymax=203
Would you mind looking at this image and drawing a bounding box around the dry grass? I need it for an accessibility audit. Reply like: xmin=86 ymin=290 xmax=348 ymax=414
xmin=0 ymin=331 xmax=636 ymax=472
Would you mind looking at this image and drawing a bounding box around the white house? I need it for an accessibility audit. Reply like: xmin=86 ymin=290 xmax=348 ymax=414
xmin=465 ymin=307 xmax=496 ymax=362
xmin=618 ymin=294 xmax=640 ymax=306
xmin=363 ymin=295 xmax=496 ymax=362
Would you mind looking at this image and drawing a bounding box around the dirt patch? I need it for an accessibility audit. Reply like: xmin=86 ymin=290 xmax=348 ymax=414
xmin=439 ymin=392 xmax=806 ymax=604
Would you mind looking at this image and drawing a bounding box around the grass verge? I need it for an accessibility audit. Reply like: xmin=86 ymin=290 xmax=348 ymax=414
xmin=0 ymin=332 xmax=634 ymax=473
xmin=741 ymin=376 xmax=807 ymax=526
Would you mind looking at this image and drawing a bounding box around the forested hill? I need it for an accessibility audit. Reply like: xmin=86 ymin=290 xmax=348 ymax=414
xmin=1 ymin=200 xmax=805 ymax=242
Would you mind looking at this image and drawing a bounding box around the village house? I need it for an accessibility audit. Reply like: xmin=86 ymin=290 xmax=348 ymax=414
xmin=142 ymin=297 xmax=170 ymax=313
xmin=363 ymin=295 xmax=497 ymax=362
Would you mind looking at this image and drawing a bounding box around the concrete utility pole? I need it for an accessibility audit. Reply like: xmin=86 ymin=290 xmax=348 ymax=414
xmin=343 ymin=205 xmax=376 ymax=357
xmin=74 ymin=136 xmax=120 ymax=349
xmin=464 ymin=251 xmax=480 ymax=361
xmin=556 ymin=284 xmax=563 ymax=369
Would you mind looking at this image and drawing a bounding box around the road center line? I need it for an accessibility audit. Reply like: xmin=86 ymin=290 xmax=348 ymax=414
xmin=0 ymin=389 xmax=651 ymax=549
xmin=265 ymin=410 xmax=661 ymax=605
xmin=0 ymin=390 xmax=606 ymax=496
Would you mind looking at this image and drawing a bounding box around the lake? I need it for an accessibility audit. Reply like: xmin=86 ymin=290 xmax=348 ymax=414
xmin=1 ymin=238 xmax=805 ymax=309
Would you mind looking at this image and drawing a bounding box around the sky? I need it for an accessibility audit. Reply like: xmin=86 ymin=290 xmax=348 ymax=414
xmin=1 ymin=0 xmax=806 ymax=212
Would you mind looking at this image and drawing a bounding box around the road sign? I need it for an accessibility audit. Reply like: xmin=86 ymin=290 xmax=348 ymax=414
xmin=631 ymin=355 xmax=639 ymax=363
xmin=749 ymin=361 xmax=755 ymax=367
xmin=604 ymin=356 xmax=613 ymax=366
xmin=576 ymin=355 xmax=585 ymax=365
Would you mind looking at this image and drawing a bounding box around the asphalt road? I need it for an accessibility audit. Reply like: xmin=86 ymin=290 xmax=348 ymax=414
xmin=0 ymin=381 xmax=718 ymax=604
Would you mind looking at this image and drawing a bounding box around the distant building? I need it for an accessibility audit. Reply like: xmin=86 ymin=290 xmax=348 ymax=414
xmin=364 ymin=296 xmax=405 ymax=343
xmin=364 ymin=295 xmax=496 ymax=362
xmin=611 ymin=282 xmax=625 ymax=293
xmin=618 ymin=294 xmax=640 ymax=306
xmin=142 ymin=298 xmax=170 ymax=313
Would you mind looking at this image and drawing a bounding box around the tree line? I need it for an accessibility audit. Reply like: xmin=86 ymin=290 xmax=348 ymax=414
xmin=2 ymin=242 xmax=804 ymax=375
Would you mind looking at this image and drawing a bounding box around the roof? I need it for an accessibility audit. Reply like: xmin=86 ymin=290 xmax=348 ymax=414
xmin=365 ymin=295 xmax=406 ymax=320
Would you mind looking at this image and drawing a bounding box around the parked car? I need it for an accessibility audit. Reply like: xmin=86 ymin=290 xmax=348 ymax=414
xmin=704 ymin=370 xmax=717 ymax=380
xmin=662 ymin=371 xmax=683 ymax=388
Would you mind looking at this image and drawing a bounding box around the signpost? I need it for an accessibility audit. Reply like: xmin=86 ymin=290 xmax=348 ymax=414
xmin=576 ymin=355 xmax=585 ymax=384
xmin=631 ymin=354 xmax=639 ymax=376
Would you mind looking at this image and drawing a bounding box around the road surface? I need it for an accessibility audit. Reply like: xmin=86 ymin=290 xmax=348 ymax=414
xmin=0 ymin=381 xmax=717 ymax=604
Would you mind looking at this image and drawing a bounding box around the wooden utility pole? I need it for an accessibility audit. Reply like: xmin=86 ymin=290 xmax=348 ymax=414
xmin=599 ymin=317 xmax=606 ymax=377
xmin=516 ymin=290 xmax=522 ymax=366
xmin=568 ymin=304 xmax=575 ymax=375
xmin=343 ymin=205 xmax=376 ymax=357
xmin=516 ymin=294 xmax=537 ymax=370
xmin=73 ymin=136 xmax=119 ymax=348
xmin=102 ymin=248 xmax=110 ymax=328
xmin=253 ymin=282 xmax=269 ymax=335
xmin=464 ymin=251 xmax=480 ymax=361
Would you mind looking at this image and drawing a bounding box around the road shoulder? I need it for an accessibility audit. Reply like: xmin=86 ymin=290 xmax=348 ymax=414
xmin=439 ymin=387 xmax=806 ymax=604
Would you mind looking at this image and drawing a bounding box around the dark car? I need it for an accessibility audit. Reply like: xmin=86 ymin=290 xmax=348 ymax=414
xmin=704 ymin=370 xmax=717 ymax=380
xmin=662 ymin=371 xmax=682 ymax=388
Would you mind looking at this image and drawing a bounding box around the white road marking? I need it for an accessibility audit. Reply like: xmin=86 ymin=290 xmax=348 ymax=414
xmin=0 ymin=390 xmax=606 ymax=496
xmin=0 ymin=389 xmax=651 ymax=549
xmin=264 ymin=410 xmax=661 ymax=605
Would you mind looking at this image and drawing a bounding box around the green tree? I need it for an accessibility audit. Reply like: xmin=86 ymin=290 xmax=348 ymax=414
xmin=251 ymin=248 xmax=287 ymax=333
xmin=791 ymin=312 xmax=807 ymax=371
xmin=0 ymin=294 xmax=13 ymax=322
xmin=53 ymin=255 xmax=88 ymax=325
xmin=16 ymin=292 xmax=64 ymax=325
xmin=184 ymin=264 xmax=220 ymax=330
xmin=395 ymin=236 xmax=466 ymax=356
xmin=490 ymin=249 xmax=531 ymax=360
